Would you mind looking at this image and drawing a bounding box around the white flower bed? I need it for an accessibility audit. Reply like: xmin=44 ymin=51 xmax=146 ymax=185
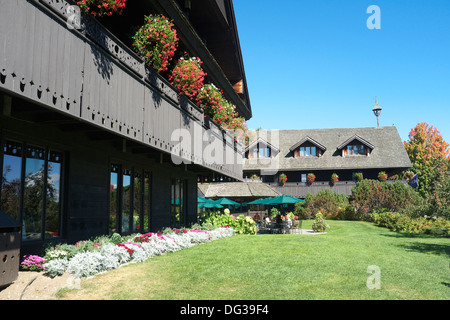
xmin=43 ymin=227 xmax=234 ymax=279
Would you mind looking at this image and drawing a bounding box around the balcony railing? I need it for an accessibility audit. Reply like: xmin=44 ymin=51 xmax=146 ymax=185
xmin=0 ymin=0 xmax=243 ymax=180
xmin=266 ymin=179 xmax=410 ymax=199
xmin=266 ymin=181 xmax=357 ymax=198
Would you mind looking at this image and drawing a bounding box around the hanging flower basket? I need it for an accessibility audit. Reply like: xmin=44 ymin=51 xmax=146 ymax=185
xmin=354 ymin=172 xmax=363 ymax=182
xmin=131 ymin=14 xmax=179 ymax=73
xmin=169 ymin=54 xmax=206 ymax=101
xmin=279 ymin=173 xmax=288 ymax=185
xmin=403 ymin=171 xmax=414 ymax=181
xmin=330 ymin=173 xmax=339 ymax=185
xmin=196 ymin=84 xmax=247 ymax=132
xmin=77 ymin=0 xmax=127 ymax=17
xmin=307 ymin=173 xmax=316 ymax=184
xmin=378 ymin=171 xmax=388 ymax=182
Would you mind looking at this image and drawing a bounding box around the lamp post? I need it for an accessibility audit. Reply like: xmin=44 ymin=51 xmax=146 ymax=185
xmin=372 ymin=98 xmax=382 ymax=128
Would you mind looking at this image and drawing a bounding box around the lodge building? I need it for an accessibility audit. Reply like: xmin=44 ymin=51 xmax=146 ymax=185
xmin=242 ymin=126 xmax=412 ymax=199
xmin=0 ymin=0 xmax=252 ymax=254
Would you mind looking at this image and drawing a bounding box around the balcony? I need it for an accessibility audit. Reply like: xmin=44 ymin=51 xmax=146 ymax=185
xmin=266 ymin=181 xmax=357 ymax=198
xmin=0 ymin=0 xmax=243 ymax=180
xmin=265 ymin=179 xmax=410 ymax=199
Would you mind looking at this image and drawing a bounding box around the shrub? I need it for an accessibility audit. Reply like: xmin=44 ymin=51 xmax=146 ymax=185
xmin=369 ymin=211 xmax=450 ymax=236
xmin=294 ymin=201 xmax=309 ymax=220
xmin=203 ymin=212 xmax=256 ymax=235
xmin=270 ymin=207 xmax=281 ymax=219
xmin=304 ymin=189 xmax=349 ymax=220
xmin=349 ymin=180 xmax=421 ymax=219
xmin=311 ymin=212 xmax=329 ymax=233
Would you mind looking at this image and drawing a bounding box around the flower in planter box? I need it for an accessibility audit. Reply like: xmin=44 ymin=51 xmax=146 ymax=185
xmin=169 ymin=54 xmax=206 ymax=101
xmin=331 ymin=173 xmax=339 ymax=185
xmin=307 ymin=173 xmax=316 ymax=184
xmin=196 ymin=84 xmax=247 ymax=133
xmin=197 ymin=84 xmax=226 ymax=118
xmin=378 ymin=171 xmax=388 ymax=181
xmin=132 ymin=14 xmax=179 ymax=73
xmin=403 ymin=170 xmax=414 ymax=181
xmin=354 ymin=172 xmax=363 ymax=182
xmin=77 ymin=0 xmax=127 ymax=17
xmin=279 ymin=173 xmax=288 ymax=185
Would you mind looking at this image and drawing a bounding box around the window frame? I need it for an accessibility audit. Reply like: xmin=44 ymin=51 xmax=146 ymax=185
xmin=297 ymin=145 xmax=317 ymax=158
xmin=0 ymin=138 xmax=65 ymax=242
xmin=109 ymin=163 xmax=152 ymax=235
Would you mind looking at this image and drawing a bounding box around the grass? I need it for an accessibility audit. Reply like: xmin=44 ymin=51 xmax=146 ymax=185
xmin=57 ymin=220 xmax=450 ymax=300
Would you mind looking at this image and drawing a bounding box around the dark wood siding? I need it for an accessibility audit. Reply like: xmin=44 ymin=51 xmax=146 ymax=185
xmin=0 ymin=0 xmax=244 ymax=182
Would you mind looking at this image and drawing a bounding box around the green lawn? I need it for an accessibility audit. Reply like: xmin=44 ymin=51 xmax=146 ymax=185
xmin=59 ymin=220 xmax=450 ymax=300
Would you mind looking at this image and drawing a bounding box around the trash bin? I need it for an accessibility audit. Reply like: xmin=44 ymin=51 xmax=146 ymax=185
xmin=0 ymin=210 xmax=22 ymax=288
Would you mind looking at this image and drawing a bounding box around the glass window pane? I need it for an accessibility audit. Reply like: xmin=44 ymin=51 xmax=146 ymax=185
xmin=171 ymin=179 xmax=176 ymax=225
xmin=1 ymin=141 xmax=23 ymax=221
xmin=358 ymin=145 xmax=364 ymax=155
xmin=300 ymin=147 xmax=305 ymax=157
xmin=45 ymin=151 xmax=63 ymax=239
xmin=311 ymin=146 xmax=316 ymax=157
xmin=347 ymin=145 xmax=352 ymax=155
xmin=143 ymin=172 xmax=151 ymax=233
xmin=23 ymin=146 xmax=46 ymax=240
xmin=133 ymin=172 xmax=142 ymax=233
xmin=121 ymin=169 xmax=131 ymax=233
xmin=301 ymin=174 xmax=307 ymax=182
xmin=109 ymin=165 xmax=119 ymax=234
xmin=305 ymin=147 xmax=311 ymax=157
xmin=179 ymin=179 xmax=184 ymax=226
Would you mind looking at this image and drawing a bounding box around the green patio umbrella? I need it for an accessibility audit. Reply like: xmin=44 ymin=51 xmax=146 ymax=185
xmin=198 ymin=196 xmax=208 ymax=203
xmin=265 ymin=195 xmax=304 ymax=205
xmin=214 ymin=198 xmax=240 ymax=207
xmin=199 ymin=202 xmax=223 ymax=209
xmin=248 ymin=198 xmax=265 ymax=205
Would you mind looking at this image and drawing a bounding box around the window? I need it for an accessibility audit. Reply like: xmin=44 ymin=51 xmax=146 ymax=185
xmin=251 ymin=145 xmax=271 ymax=158
xmin=301 ymin=174 xmax=307 ymax=182
xmin=109 ymin=164 xmax=152 ymax=235
xmin=171 ymin=178 xmax=186 ymax=227
xmin=1 ymin=140 xmax=63 ymax=241
xmin=299 ymin=146 xmax=316 ymax=157
xmin=347 ymin=144 xmax=365 ymax=156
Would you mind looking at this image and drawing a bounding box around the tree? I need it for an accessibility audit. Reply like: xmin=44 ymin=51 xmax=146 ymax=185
xmin=403 ymin=122 xmax=450 ymax=197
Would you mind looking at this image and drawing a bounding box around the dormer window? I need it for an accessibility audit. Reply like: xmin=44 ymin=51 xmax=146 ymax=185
xmin=245 ymin=138 xmax=279 ymax=159
xmin=253 ymin=145 xmax=271 ymax=158
xmin=347 ymin=144 xmax=365 ymax=156
xmin=290 ymin=136 xmax=326 ymax=158
xmin=337 ymin=135 xmax=374 ymax=157
xmin=299 ymin=146 xmax=316 ymax=157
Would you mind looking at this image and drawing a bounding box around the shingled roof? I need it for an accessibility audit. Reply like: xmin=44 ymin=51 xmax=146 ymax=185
xmin=243 ymin=126 xmax=412 ymax=172
xmin=198 ymin=182 xmax=281 ymax=199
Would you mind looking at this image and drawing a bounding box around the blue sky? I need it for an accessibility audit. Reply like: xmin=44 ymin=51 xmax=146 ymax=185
xmin=233 ymin=0 xmax=450 ymax=143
